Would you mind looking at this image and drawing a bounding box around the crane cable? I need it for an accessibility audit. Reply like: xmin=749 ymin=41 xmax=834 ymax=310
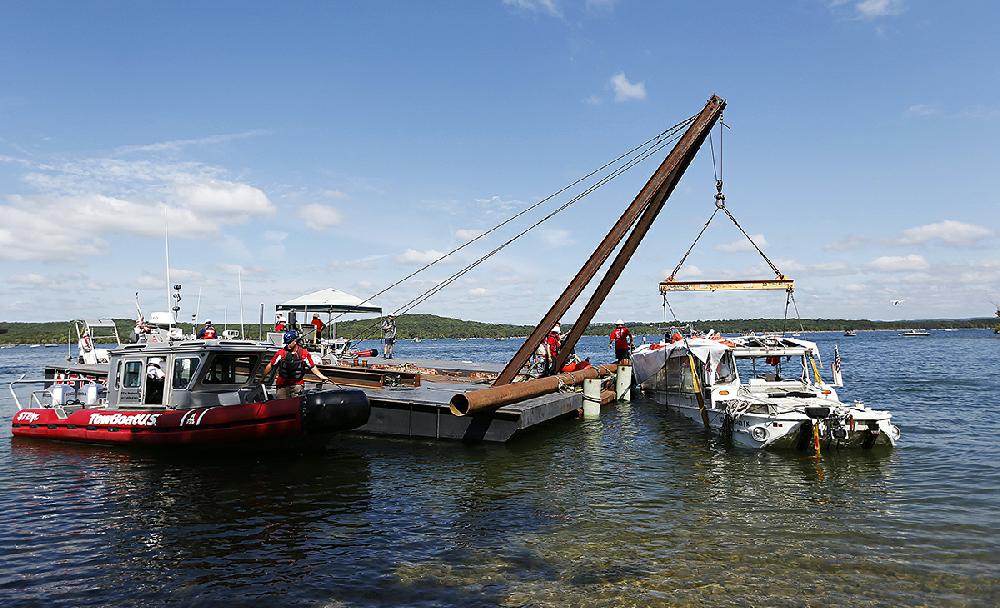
xmin=331 ymin=114 xmax=698 ymax=324
xmin=347 ymin=121 xmax=694 ymax=343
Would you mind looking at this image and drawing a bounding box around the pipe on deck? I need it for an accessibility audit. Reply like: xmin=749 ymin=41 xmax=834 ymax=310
xmin=450 ymin=364 xmax=617 ymax=416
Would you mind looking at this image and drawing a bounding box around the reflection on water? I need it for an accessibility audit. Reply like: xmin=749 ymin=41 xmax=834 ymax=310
xmin=1 ymin=332 xmax=999 ymax=606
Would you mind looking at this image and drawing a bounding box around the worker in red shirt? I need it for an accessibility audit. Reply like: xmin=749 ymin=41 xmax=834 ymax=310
xmin=543 ymin=323 xmax=562 ymax=375
xmin=609 ymin=319 xmax=634 ymax=363
xmin=310 ymin=314 xmax=326 ymax=343
xmin=274 ymin=313 xmax=286 ymax=332
xmin=262 ymin=331 xmax=331 ymax=399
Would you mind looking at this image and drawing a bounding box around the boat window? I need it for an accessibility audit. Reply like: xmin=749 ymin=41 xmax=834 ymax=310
xmin=664 ymin=356 xmax=698 ymax=393
xmin=202 ymin=354 xmax=260 ymax=385
xmin=715 ymin=352 xmax=737 ymax=384
xmin=122 ymin=360 xmax=143 ymax=388
xmin=172 ymin=357 xmax=200 ymax=389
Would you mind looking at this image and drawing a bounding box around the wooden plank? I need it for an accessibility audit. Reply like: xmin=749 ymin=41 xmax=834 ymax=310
xmin=659 ymin=278 xmax=794 ymax=292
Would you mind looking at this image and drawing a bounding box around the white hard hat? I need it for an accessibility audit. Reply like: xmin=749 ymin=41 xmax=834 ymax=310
xmin=204 ymin=319 xmax=212 ymax=324
xmin=553 ymin=324 xmax=561 ymax=333
xmin=149 ymin=358 xmax=162 ymax=365
xmin=615 ymin=319 xmax=624 ymax=325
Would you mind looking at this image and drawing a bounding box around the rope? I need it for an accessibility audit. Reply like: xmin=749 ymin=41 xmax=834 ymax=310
xmin=348 ymin=124 xmax=692 ymax=343
xmin=333 ymin=114 xmax=698 ymax=322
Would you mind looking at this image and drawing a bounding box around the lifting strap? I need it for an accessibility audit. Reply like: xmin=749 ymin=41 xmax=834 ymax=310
xmin=688 ymin=354 xmax=711 ymax=431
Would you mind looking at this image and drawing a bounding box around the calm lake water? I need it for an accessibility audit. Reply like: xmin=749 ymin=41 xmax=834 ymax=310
xmin=1 ymin=331 xmax=998 ymax=607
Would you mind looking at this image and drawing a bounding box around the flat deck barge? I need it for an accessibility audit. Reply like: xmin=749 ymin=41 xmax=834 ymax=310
xmin=43 ymin=358 xmax=584 ymax=443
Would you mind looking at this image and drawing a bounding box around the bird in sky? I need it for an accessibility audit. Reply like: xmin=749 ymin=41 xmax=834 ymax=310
xmin=890 ymin=300 xmax=905 ymax=306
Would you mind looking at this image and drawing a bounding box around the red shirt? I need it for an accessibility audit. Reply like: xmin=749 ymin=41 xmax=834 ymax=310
xmin=275 ymin=321 xmax=286 ymax=332
xmin=610 ymin=327 xmax=632 ymax=350
xmin=269 ymin=345 xmax=316 ymax=387
xmin=544 ymin=332 xmax=560 ymax=356
xmin=311 ymin=318 xmax=325 ymax=336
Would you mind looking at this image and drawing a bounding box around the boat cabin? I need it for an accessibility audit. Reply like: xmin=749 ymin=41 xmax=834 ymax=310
xmin=636 ymin=334 xmax=834 ymax=400
xmin=107 ymin=340 xmax=279 ymax=410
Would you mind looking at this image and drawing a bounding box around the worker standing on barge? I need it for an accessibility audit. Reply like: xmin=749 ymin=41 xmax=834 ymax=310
xmin=311 ymin=314 xmax=326 ymax=343
xmin=382 ymin=315 xmax=397 ymax=359
xmin=609 ymin=319 xmax=633 ymax=363
xmin=543 ymin=323 xmax=562 ymax=375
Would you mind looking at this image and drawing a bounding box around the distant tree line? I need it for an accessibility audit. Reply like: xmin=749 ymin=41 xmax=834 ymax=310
xmin=1 ymin=314 xmax=996 ymax=344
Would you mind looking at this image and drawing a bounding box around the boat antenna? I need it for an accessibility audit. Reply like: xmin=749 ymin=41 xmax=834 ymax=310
xmin=238 ymin=267 xmax=245 ymax=339
xmin=192 ymin=287 xmax=202 ymax=326
xmin=163 ymin=208 xmax=173 ymax=329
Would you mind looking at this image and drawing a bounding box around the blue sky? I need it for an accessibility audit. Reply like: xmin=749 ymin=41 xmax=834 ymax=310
xmin=1 ymin=0 xmax=997 ymax=325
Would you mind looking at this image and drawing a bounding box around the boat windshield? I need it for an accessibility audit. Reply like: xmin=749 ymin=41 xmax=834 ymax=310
xmin=201 ymin=354 xmax=261 ymax=386
xmin=715 ymin=352 xmax=737 ymax=384
xmin=172 ymin=357 xmax=201 ymax=389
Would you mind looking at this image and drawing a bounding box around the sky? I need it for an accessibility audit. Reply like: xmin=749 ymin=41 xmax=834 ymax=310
xmin=1 ymin=0 xmax=998 ymax=326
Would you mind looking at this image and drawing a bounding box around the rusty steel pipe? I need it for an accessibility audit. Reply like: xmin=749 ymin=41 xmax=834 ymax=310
xmin=450 ymin=364 xmax=617 ymax=416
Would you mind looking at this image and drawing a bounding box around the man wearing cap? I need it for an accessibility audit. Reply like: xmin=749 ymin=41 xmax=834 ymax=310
xmin=543 ymin=323 xmax=562 ymax=375
xmin=381 ymin=314 xmax=397 ymax=359
xmin=609 ymin=319 xmax=633 ymax=364
xmin=262 ymin=331 xmax=332 ymax=399
xmin=196 ymin=319 xmax=217 ymax=340
xmin=310 ymin=314 xmax=326 ymax=343
xmin=146 ymin=358 xmax=166 ymax=403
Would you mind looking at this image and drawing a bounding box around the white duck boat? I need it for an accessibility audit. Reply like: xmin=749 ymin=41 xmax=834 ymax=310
xmin=631 ymin=333 xmax=899 ymax=450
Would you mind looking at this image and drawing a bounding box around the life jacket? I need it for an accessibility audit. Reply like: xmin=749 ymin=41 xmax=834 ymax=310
xmin=278 ymin=347 xmax=306 ymax=381
xmin=202 ymin=326 xmax=217 ymax=339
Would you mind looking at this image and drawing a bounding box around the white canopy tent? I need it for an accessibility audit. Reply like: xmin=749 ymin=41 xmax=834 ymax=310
xmin=277 ymin=288 xmax=383 ymax=315
xmin=275 ymin=288 xmax=382 ymax=342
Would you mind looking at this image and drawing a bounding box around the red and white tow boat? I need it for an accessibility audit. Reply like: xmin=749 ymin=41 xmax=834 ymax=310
xmin=10 ymin=339 xmax=369 ymax=446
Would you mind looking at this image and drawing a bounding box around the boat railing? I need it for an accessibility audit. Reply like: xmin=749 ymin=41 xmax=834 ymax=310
xmin=9 ymin=375 xmax=104 ymax=413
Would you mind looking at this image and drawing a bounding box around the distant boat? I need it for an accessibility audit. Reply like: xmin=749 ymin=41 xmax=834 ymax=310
xmin=843 ymin=329 xmax=857 ymax=337
xmin=900 ymin=329 xmax=930 ymax=337
xmin=413 ymin=337 xmax=421 ymax=343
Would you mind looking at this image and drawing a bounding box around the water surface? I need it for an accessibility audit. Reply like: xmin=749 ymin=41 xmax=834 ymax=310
xmin=1 ymin=331 xmax=997 ymax=606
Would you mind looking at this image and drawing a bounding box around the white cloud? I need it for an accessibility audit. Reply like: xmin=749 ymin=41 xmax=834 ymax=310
xmin=115 ymin=130 xmax=269 ymax=155
xmin=297 ymin=203 xmax=342 ymax=230
xmin=854 ymin=0 xmax=905 ymax=19
xmin=610 ymin=72 xmax=647 ymax=102
xmin=716 ymin=234 xmax=767 ymax=253
xmin=455 ymin=228 xmax=486 ymax=241
xmin=540 ymin=228 xmax=573 ymax=247
xmin=904 ymin=104 xmax=938 ymax=118
xmin=675 ymin=265 xmax=703 ymax=279
xmin=468 ymin=287 xmax=489 ymax=297
xmin=397 ymin=249 xmax=447 ymax=264
xmin=823 ymin=235 xmax=869 ymax=251
xmin=868 ymin=254 xmax=929 ymax=272
xmin=583 ymin=95 xmax=603 ymax=106
xmin=503 ymin=0 xmax=561 ymax=17
xmin=0 ymin=147 xmax=279 ymax=260
xmin=897 ymin=220 xmax=994 ymax=246
xmin=323 ymin=189 xmax=350 ymax=200
xmin=175 ymin=180 xmax=274 ymax=217
xmin=263 ymin=230 xmax=288 ymax=242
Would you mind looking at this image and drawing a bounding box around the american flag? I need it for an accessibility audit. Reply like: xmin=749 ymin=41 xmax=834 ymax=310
xmin=832 ymin=345 xmax=842 ymax=375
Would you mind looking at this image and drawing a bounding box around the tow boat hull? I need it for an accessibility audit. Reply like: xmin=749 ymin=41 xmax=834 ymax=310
xmin=11 ymin=389 xmax=370 ymax=446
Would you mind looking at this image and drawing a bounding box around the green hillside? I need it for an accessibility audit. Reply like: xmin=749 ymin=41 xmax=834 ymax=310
xmin=1 ymin=314 xmax=996 ymax=345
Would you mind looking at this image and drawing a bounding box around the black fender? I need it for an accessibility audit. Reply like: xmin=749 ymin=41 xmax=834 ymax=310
xmin=300 ymin=389 xmax=370 ymax=433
